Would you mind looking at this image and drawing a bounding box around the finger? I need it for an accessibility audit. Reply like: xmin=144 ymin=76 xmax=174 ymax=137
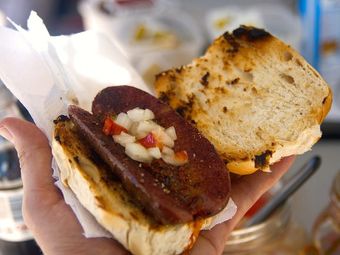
xmin=0 ymin=117 xmax=60 ymax=201
xmin=0 ymin=118 xmax=131 ymax=255
xmin=227 ymin=156 xmax=295 ymax=229
xmin=190 ymin=156 xmax=295 ymax=255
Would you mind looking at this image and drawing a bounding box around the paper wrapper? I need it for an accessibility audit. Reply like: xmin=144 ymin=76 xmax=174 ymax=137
xmin=0 ymin=12 xmax=236 ymax=238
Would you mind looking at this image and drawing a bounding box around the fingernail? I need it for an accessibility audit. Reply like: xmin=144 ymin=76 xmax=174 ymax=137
xmin=0 ymin=124 xmax=13 ymax=142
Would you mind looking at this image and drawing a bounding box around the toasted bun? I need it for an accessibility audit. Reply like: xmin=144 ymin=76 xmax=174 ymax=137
xmin=52 ymin=120 xmax=216 ymax=255
xmin=155 ymin=26 xmax=332 ymax=175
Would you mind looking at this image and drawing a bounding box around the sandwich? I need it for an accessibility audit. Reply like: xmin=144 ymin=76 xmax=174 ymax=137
xmin=52 ymin=86 xmax=231 ymax=255
xmin=155 ymin=26 xmax=332 ymax=175
xmin=52 ymin=26 xmax=332 ymax=255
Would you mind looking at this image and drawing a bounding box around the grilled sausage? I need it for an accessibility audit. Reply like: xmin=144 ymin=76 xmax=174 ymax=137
xmin=68 ymin=86 xmax=230 ymax=224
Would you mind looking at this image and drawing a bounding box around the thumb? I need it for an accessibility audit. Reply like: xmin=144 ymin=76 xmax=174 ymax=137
xmin=0 ymin=117 xmax=60 ymax=202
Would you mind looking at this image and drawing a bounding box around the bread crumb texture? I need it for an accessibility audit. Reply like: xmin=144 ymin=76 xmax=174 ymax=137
xmin=155 ymin=26 xmax=332 ymax=174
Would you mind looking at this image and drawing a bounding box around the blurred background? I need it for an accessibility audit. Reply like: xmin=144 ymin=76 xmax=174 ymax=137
xmin=0 ymin=0 xmax=339 ymax=254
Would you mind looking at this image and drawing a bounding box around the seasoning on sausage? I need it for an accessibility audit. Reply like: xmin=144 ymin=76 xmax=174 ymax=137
xmin=68 ymin=86 xmax=231 ymax=225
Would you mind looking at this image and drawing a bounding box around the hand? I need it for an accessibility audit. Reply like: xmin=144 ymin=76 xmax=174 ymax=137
xmin=0 ymin=118 xmax=294 ymax=255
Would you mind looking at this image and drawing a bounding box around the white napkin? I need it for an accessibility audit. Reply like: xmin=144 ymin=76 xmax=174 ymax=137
xmin=0 ymin=12 xmax=236 ymax=238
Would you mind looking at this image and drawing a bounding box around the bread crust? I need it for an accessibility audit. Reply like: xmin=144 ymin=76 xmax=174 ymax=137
xmin=321 ymin=86 xmax=332 ymax=123
xmin=155 ymin=26 xmax=332 ymax=175
xmin=52 ymin=120 xmax=215 ymax=255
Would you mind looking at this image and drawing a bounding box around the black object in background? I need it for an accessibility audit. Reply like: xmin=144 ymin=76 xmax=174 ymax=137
xmin=321 ymin=122 xmax=340 ymax=139
xmin=0 ymin=239 xmax=41 ymax=255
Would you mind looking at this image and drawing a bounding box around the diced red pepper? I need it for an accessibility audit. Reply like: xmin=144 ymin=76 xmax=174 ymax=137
xmin=103 ymin=117 xmax=114 ymax=136
xmin=111 ymin=121 xmax=128 ymax=135
xmin=138 ymin=132 xmax=157 ymax=148
xmin=175 ymin=150 xmax=188 ymax=163
xmin=103 ymin=117 xmax=127 ymax=136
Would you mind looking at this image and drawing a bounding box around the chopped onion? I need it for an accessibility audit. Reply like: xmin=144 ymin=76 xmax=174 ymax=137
xmin=115 ymin=113 xmax=132 ymax=130
xmin=161 ymin=153 xmax=185 ymax=166
xmin=162 ymin=149 xmax=188 ymax=166
xmin=154 ymin=129 xmax=174 ymax=147
xmin=162 ymin=146 xmax=174 ymax=155
xmin=125 ymin=143 xmax=152 ymax=163
xmin=130 ymin=120 xmax=158 ymax=139
xmin=105 ymin=107 xmax=186 ymax=166
xmin=129 ymin=122 xmax=139 ymax=136
xmin=127 ymin=108 xmax=145 ymax=122
xmin=162 ymin=153 xmax=188 ymax=166
xmin=113 ymin=132 xmax=135 ymax=147
xmin=148 ymin=147 xmax=162 ymax=159
xmin=161 ymin=154 xmax=175 ymax=165
xmin=143 ymin=109 xmax=155 ymax=120
xmin=127 ymin=107 xmax=155 ymax=122
xmin=165 ymin=126 xmax=177 ymax=140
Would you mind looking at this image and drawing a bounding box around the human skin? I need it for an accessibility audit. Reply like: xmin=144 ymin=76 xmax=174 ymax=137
xmin=0 ymin=117 xmax=295 ymax=255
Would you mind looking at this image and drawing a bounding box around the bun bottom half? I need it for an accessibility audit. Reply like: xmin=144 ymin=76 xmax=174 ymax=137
xmin=52 ymin=120 xmax=213 ymax=255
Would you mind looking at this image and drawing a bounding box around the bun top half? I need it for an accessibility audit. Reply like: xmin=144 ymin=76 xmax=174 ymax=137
xmin=155 ymin=26 xmax=332 ymax=175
